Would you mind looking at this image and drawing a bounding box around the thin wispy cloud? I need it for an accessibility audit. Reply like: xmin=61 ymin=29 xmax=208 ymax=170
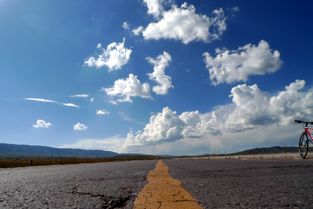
xmin=24 ymin=97 xmax=79 ymax=108
xmin=25 ymin=98 xmax=57 ymax=103
xmin=69 ymin=94 xmax=89 ymax=98
xmin=62 ymin=103 xmax=79 ymax=108
xmin=69 ymin=94 xmax=94 ymax=103
xmin=60 ymin=136 xmax=124 ymax=152
xmin=118 ymin=111 xmax=133 ymax=122
xmin=118 ymin=111 xmax=145 ymax=125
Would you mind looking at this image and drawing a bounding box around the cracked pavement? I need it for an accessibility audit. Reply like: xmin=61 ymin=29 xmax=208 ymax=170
xmin=165 ymin=158 xmax=313 ymax=209
xmin=0 ymin=160 xmax=156 ymax=209
xmin=2 ymin=158 xmax=313 ymax=209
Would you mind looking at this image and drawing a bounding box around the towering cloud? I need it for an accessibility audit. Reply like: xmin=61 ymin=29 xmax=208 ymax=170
xmin=124 ymin=80 xmax=313 ymax=147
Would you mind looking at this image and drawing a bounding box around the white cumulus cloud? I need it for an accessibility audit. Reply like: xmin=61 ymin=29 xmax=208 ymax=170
xmin=269 ymin=79 xmax=313 ymax=124
xmin=73 ymin=122 xmax=88 ymax=131
xmin=122 ymin=125 xmax=298 ymax=155
xmin=143 ymin=0 xmax=165 ymax=18
xmin=103 ymin=74 xmax=151 ymax=103
xmin=122 ymin=21 xmax=130 ymax=30
xmin=132 ymin=26 xmax=144 ymax=36
xmin=123 ymin=80 xmax=313 ymax=148
xmin=203 ymin=40 xmax=282 ymax=85
xmin=124 ymin=107 xmax=184 ymax=146
xmin=96 ymin=109 xmax=110 ymax=116
xmin=147 ymin=51 xmax=172 ymax=95
xmin=139 ymin=2 xmax=227 ymax=44
xmin=84 ymin=38 xmax=132 ymax=71
xmin=33 ymin=119 xmax=52 ymax=128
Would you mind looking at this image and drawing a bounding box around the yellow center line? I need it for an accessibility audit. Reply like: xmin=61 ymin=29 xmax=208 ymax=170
xmin=133 ymin=160 xmax=204 ymax=209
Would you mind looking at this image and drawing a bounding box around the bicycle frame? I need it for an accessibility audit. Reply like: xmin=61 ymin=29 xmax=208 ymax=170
xmin=304 ymin=123 xmax=313 ymax=142
xmin=295 ymin=120 xmax=313 ymax=159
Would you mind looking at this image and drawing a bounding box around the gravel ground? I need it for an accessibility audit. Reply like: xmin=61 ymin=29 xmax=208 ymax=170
xmin=165 ymin=158 xmax=313 ymax=209
xmin=0 ymin=160 xmax=156 ymax=209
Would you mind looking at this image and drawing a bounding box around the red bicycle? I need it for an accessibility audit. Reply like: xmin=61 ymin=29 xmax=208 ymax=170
xmin=295 ymin=120 xmax=313 ymax=159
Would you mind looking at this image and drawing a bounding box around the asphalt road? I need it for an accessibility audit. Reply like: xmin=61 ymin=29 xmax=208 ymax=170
xmin=0 ymin=160 xmax=156 ymax=209
xmin=1 ymin=158 xmax=313 ymax=209
xmin=165 ymin=158 xmax=313 ymax=209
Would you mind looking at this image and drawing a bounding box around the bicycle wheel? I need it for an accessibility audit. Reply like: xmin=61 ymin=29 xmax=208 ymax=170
xmin=299 ymin=133 xmax=309 ymax=159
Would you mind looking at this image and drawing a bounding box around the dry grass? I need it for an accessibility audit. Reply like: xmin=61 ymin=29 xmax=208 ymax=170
xmin=0 ymin=155 xmax=159 ymax=168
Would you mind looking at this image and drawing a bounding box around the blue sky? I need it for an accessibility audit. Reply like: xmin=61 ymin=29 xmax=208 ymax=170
xmin=1 ymin=0 xmax=313 ymax=155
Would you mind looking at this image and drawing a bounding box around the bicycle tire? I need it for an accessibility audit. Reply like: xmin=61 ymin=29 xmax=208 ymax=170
xmin=299 ymin=133 xmax=309 ymax=159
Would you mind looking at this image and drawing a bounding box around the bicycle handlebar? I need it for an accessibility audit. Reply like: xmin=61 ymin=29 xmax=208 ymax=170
xmin=294 ymin=120 xmax=313 ymax=125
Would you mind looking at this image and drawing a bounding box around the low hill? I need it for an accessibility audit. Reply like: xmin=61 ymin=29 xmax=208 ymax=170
xmin=178 ymin=146 xmax=301 ymax=159
xmin=230 ymin=146 xmax=298 ymax=155
xmin=0 ymin=143 xmax=117 ymax=158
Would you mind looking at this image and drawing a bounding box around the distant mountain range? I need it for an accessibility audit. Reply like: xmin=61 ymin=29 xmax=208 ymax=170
xmin=0 ymin=143 xmax=118 ymax=158
xmin=0 ymin=143 xmax=303 ymax=158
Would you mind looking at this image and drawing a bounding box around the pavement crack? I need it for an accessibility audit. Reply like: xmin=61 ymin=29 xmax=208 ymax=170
xmin=70 ymin=187 xmax=134 ymax=209
xmin=101 ymin=195 xmax=131 ymax=209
